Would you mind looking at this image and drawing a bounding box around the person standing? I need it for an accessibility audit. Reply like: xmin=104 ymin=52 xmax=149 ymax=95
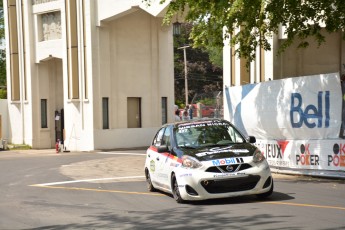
xmin=182 ymin=106 xmax=189 ymax=121
xmin=175 ymin=110 xmax=181 ymax=121
xmin=188 ymin=104 xmax=193 ymax=120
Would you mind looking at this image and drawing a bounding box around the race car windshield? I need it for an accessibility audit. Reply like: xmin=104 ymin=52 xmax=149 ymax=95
xmin=175 ymin=121 xmax=245 ymax=148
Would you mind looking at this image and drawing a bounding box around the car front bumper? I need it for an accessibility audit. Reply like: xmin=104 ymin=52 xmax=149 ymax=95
xmin=175 ymin=161 xmax=273 ymax=201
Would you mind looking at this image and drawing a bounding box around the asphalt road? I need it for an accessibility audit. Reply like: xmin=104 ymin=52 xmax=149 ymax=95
xmin=0 ymin=149 xmax=344 ymax=230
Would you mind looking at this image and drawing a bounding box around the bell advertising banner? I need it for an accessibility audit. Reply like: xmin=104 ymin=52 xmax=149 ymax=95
xmin=225 ymin=73 xmax=344 ymax=171
xmin=225 ymin=73 xmax=342 ymax=140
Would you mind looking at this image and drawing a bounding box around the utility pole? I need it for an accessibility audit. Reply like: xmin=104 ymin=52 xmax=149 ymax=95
xmin=178 ymin=45 xmax=190 ymax=106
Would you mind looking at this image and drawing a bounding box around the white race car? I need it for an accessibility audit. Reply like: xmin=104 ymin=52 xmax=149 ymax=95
xmin=144 ymin=119 xmax=273 ymax=203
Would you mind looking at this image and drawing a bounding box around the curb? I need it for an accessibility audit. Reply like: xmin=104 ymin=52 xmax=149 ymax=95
xmin=271 ymin=167 xmax=345 ymax=180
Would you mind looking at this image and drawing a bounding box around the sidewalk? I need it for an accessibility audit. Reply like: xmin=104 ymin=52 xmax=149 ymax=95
xmin=0 ymin=148 xmax=74 ymax=156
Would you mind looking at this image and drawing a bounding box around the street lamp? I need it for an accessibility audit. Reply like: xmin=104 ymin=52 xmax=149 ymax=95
xmin=173 ymin=21 xmax=181 ymax=36
xmin=178 ymin=45 xmax=190 ymax=106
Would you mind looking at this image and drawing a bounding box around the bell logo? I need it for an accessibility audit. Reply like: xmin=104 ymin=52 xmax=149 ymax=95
xmin=290 ymin=91 xmax=330 ymax=128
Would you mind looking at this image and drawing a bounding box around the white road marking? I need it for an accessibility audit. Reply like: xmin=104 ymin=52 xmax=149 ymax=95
xmin=98 ymin=152 xmax=146 ymax=156
xmin=32 ymin=152 xmax=146 ymax=187
xmin=32 ymin=176 xmax=145 ymax=187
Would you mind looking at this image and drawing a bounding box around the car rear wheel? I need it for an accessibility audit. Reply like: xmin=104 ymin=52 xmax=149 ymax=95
xmin=145 ymin=169 xmax=155 ymax=192
xmin=256 ymin=180 xmax=274 ymax=199
xmin=172 ymin=174 xmax=184 ymax=203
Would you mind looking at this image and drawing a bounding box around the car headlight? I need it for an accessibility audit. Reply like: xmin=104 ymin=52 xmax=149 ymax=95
xmin=182 ymin=155 xmax=203 ymax=169
xmin=253 ymin=149 xmax=265 ymax=163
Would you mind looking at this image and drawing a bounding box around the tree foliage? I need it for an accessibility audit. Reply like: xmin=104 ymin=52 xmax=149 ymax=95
xmin=0 ymin=1 xmax=6 ymax=99
xmin=146 ymin=0 xmax=345 ymax=63
xmin=0 ymin=1 xmax=3 ymax=41
xmin=173 ymin=23 xmax=222 ymax=108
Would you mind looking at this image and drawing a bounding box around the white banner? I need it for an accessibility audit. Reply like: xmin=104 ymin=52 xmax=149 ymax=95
xmin=225 ymin=73 xmax=342 ymax=140
xmin=255 ymin=139 xmax=345 ymax=171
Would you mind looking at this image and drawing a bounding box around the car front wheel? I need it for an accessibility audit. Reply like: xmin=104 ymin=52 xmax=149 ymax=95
xmin=145 ymin=169 xmax=155 ymax=192
xmin=171 ymin=174 xmax=184 ymax=203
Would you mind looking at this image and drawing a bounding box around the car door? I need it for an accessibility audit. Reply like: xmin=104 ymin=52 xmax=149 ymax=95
xmin=146 ymin=127 xmax=165 ymax=187
xmin=151 ymin=126 xmax=171 ymax=188
xmin=157 ymin=126 xmax=178 ymax=190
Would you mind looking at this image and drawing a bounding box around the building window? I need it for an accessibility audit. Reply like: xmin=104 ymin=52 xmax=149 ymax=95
xmin=162 ymin=97 xmax=167 ymax=124
xmin=102 ymin=97 xmax=109 ymax=129
xmin=127 ymin=97 xmax=141 ymax=128
xmin=41 ymin=99 xmax=48 ymax=128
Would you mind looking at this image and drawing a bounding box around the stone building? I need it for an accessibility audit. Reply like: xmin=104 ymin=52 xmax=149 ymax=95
xmin=4 ymin=0 xmax=174 ymax=151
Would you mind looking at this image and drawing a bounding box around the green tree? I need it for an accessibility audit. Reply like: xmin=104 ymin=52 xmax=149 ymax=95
xmin=146 ymin=0 xmax=345 ymax=63
xmin=174 ymin=23 xmax=222 ymax=107
xmin=0 ymin=1 xmax=3 ymax=38
xmin=0 ymin=1 xmax=4 ymax=47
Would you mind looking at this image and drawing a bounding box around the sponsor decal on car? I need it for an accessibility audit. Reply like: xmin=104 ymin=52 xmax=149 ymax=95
xmin=211 ymin=157 xmax=244 ymax=166
xmin=196 ymin=146 xmax=249 ymax=157
xmin=170 ymin=162 xmax=181 ymax=167
xmin=177 ymin=121 xmax=230 ymax=133
xmin=213 ymin=172 xmax=246 ymax=178
xmin=157 ymin=173 xmax=169 ymax=179
xmin=150 ymin=160 xmax=155 ymax=172
xmin=180 ymin=173 xmax=192 ymax=177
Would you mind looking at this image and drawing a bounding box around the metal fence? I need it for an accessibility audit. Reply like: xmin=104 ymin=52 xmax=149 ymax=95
xmin=178 ymin=91 xmax=223 ymax=120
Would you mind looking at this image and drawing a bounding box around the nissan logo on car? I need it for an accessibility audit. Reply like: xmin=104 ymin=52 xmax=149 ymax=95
xmin=226 ymin=165 xmax=235 ymax=172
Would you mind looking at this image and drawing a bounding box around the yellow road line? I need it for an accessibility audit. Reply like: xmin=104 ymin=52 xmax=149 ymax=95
xmin=264 ymin=201 xmax=345 ymax=211
xmin=30 ymin=184 xmax=165 ymax=196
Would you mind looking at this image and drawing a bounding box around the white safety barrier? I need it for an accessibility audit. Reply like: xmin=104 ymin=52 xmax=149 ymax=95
xmin=224 ymin=73 xmax=345 ymax=177
xmin=225 ymin=73 xmax=342 ymax=140
xmin=255 ymin=139 xmax=345 ymax=171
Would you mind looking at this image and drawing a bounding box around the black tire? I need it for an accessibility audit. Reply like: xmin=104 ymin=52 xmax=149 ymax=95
xmin=145 ymin=169 xmax=156 ymax=192
xmin=171 ymin=174 xmax=184 ymax=203
xmin=257 ymin=180 xmax=274 ymax=199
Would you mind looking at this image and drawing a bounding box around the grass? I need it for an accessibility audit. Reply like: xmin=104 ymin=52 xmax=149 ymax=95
xmin=6 ymin=144 xmax=32 ymax=151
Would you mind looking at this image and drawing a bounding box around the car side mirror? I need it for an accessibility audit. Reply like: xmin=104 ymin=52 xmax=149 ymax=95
xmin=157 ymin=145 xmax=169 ymax=153
xmin=248 ymin=136 xmax=256 ymax=143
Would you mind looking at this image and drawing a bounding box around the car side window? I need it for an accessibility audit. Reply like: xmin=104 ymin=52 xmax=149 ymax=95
xmin=152 ymin=128 xmax=165 ymax=147
xmin=162 ymin=126 xmax=172 ymax=149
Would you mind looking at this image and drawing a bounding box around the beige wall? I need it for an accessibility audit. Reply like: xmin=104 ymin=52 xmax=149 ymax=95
xmin=274 ymin=30 xmax=343 ymax=79
xmin=224 ymin=28 xmax=343 ymax=86
xmin=0 ymin=100 xmax=9 ymax=140
xmin=96 ymin=10 xmax=174 ymax=129
xmin=91 ymin=10 xmax=174 ymax=149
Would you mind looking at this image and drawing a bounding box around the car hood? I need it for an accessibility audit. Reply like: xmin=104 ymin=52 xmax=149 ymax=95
xmin=181 ymin=143 xmax=257 ymax=161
